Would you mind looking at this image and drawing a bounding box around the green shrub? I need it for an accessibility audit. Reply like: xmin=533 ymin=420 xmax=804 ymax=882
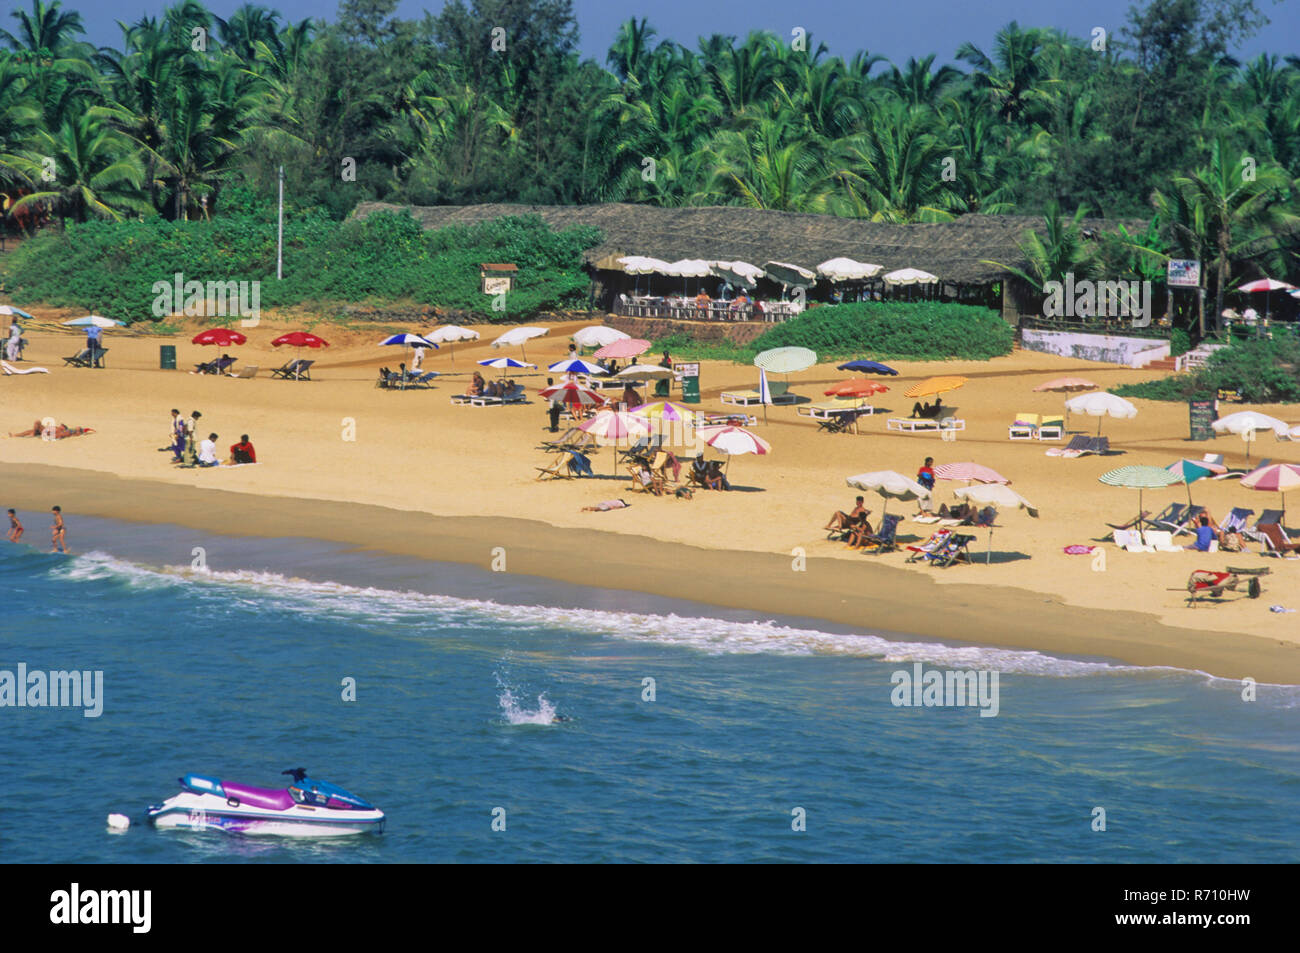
xmin=748 ymin=301 xmax=1015 ymax=361
xmin=650 ymin=332 xmax=754 ymax=362
xmin=1169 ymin=327 xmax=1191 ymax=357
xmin=1 ymin=211 xmax=601 ymax=323
xmin=1113 ymin=336 xmax=1300 ymax=403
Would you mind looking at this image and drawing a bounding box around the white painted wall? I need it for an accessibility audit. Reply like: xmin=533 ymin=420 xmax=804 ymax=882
xmin=1021 ymin=329 xmax=1170 ymax=368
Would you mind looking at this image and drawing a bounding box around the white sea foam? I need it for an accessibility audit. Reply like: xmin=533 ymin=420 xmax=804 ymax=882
xmin=44 ymin=550 xmax=1269 ymax=685
xmin=497 ymin=687 xmax=558 ymax=726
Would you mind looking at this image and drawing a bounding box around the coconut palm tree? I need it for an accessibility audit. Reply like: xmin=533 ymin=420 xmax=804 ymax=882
xmin=957 ymin=21 xmax=1056 ymax=124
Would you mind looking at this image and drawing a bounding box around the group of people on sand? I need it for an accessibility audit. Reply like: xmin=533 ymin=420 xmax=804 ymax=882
xmin=466 ymin=372 xmax=517 ymax=399
xmin=163 ymin=408 xmax=256 ymax=468
xmin=6 ymin=505 xmax=67 ymax=553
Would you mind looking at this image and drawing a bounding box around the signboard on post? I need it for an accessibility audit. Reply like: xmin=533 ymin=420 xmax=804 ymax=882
xmin=678 ymin=362 xmax=700 ymax=403
xmin=480 ymin=263 xmax=518 ymax=295
xmin=1168 ymin=260 xmax=1201 ymax=288
xmin=1188 ymin=399 xmax=1215 ymax=441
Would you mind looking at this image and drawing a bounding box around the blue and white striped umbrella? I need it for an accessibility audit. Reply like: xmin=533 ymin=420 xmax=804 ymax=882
xmin=548 ymin=358 xmax=607 ymax=375
xmin=378 ymin=333 xmax=437 ymax=348
xmin=0 ymin=305 xmax=34 ymax=320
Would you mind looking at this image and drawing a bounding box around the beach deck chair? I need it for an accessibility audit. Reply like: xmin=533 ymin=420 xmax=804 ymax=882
xmin=538 ymin=428 xmax=591 ymax=453
xmin=1220 ymin=507 xmax=1254 ymax=534
xmin=648 ymin=449 xmax=679 ymax=484
xmin=1046 ymin=434 xmax=1090 ymax=457
xmin=228 ymin=364 xmax=258 ymax=379
xmin=1138 ymin=503 xmax=1183 ymax=532
xmin=1037 ymin=416 xmax=1065 ymax=441
xmin=1112 ymin=528 xmax=1154 ymax=552
xmin=1220 ymin=458 xmax=1272 ymax=480
xmin=856 ymin=513 xmax=903 ymax=554
xmin=1142 ymin=530 xmax=1185 ymax=552
xmin=1156 ymin=504 xmax=1205 ymax=536
xmin=906 ymin=528 xmax=953 ymax=562
xmin=929 ymin=533 xmax=977 ymax=567
xmin=618 ymin=435 xmax=663 ymax=465
xmin=272 ymin=359 xmax=314 ymax=380
xmin=1107 ymin=509 xmax=1152 ymax=532
xmin=817 ymin=410 xmax=869 ymax=434
xmin=1008 ymin=413 xmax=1039 ymax=440
xmin=627 ymin=462 xmax=665 ymax=495
xmin=63 ymin=347 xmax=99 ymax=368
xmin=1257 ymin=523 xmax=1300 ymax=556
xmin=195 ymin=356 xmax=236 ymax=375
xmin=535 ymin=450 xmax=594 ymax=480
xmin=720 ymin=381 xmax=796 ymax=406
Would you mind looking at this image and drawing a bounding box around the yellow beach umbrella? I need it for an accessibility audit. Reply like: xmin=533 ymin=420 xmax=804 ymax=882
xmin=904 ymin=376 xmax=968 ymax=399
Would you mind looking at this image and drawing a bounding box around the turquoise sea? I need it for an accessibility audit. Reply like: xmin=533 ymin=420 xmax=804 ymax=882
xmin=2 ymin=516 xmax=1297 ymax=863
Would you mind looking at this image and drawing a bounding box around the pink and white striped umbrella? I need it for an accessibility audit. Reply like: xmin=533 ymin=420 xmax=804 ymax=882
xmin=695 ymin=425 xmax=771 ymax=456
xmin=1240 ymin=463 xmax=1300 ymax=512
xmin=933 ymin=462 xmax=1009 ymax=484
xmin=593 ymin=338 xmax=652 ymax=360
xmin=580 ymin=409 xmax=650 ymax=440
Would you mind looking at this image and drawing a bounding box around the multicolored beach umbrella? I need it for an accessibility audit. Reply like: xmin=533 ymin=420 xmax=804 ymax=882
xmin=1099 ymin=465 xmax=1181 ymax=526
xmin=538 ymin=381 xmax=606 ymax=406
xmin=1240 ymin=463 xmax=1300 ymax=515
xmin=1165 ymin=458 xmax=1216 ymax=505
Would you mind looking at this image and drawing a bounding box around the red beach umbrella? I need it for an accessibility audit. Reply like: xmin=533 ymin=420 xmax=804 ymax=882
xmin=272 ymin=331 xmax=330 ymax=380
xmin=824 ymin=379 xmax=889 ymax=397
xmin=192 ymin=328 xmax=247 ymax=346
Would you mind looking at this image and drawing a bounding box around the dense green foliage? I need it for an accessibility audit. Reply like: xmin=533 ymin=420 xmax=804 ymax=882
xmin=1 ymin=207 xmax=601 ymax=320
xmin=1113 ymin=335 xmax=1300 ymax=402
xmin=749 ymin=302 xmax=1015 ymax=361
xmin=0 ymin=0 xmax=1298 ymax=328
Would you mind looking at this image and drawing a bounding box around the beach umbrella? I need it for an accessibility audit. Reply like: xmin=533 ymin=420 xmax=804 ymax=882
xmin=539 ymin=381 xmax=606 ymax=407
xmin=883 ymin=268 xmax=938 ymax=286
xmin=1238 ymin=277 xmax=1297 ymax=319
xmin=824 ymin=379 xmax=889 ymax=398
xmin=754 ymin=346 xmax=817 ymax=374
xmin=952 ymin=482 xmax=1038 ymax=563
xmin=1240 ymin=463 xmax=1300 ymax=516
xmin=491 ymin=325 xmax=548 ymax=361
xmin=710 ymin=260 xmax=764 ymax=290
xmin=477 ymin=356 xmax=534 ymax=377
xmin=617 ymin=363 xmax=673 ymax=381
xmin=631 ymin=399 xmax=694 ymax=425
xmin=1165 ymin=458 xmax=1216 ymax=506
xmin=549 ymin=357 xmax=607 ymax=376
xmin=846 ymin=470 xmax=931 ymax=518
xmin=571 ymin=325 xmax=629 ymax=349
xmin=581 ymin=409 xmax=649 ymax=441
xmin=762 ymin=261 xmax=817 ymax=293
xmin=0 ymin=305 xmax=34 ymax=320
xmin=379 ymin=332 xmax=437 ymax=370
xmin=817 ymin=257 xmax=883 ymax=282
xmin=904 ymin=376 xmax=968 ymax=399
xmin=618 ymin=256 xmax=673 ymax=294
xmin=1064 ymin=391 xmax=1137 ymax=435
xmin=663 ymin=258 xmax=712 ymax=295
xmin=1099 ymin=465 xmax=1181 ymax=527
xmin=272 ymin=330 xmax=330 ymax=379
xmin=696 ymin=423 xmax=771 ymax=481
xmin=1211 ymin=410 xmax=1288 ymax=462
xmin=837 ymin=359 xmax=898 ymax=376
xmin=934 ymin=462 xmax=1009 ymax=485
xmin=1034 ymin=377 xmax=1097 ymax=393
xmin=63 ymin=315 xmax=125 ymax=328
xmin=424 ymin=324 xmax=480 ymax=364
xmin=594 ymin=337 xmax=651 ymax=360
xmin=192 ymin=328 xmax=247 ymax=346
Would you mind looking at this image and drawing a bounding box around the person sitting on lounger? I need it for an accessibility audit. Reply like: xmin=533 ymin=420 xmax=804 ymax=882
xmin=483 ymin=379 xmax=500 ymax=398
xmin=468 ymin=372 xmax=485 ymax=396
xmin=844 ymin=516 xmax=877 ymax=548
xmin=937 ymin=501 xmax=974 ymax=523
xmin=228 ymin=434 xmax=256 ymax=464
xmin=825 ymin=496 xmax=870 ymax=532
xmin=705 ymin=460 xmax=730 ymax=491
xmin=691 ymin=453 xmax=710 ymax=486
xmin=1184 ymin=513 xmax=1221 ymax=552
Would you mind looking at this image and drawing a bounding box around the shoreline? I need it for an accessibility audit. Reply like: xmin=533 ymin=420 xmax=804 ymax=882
xmin=4 ymin=462 xmax=1297 ymax=682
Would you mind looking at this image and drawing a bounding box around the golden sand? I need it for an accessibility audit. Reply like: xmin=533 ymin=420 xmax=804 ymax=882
xmin=3 ymin=312 xmax=1299 ymax=681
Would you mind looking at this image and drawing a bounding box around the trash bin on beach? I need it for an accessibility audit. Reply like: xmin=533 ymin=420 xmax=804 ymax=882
xmin=678 ymin=362 xmax=700 ymax=403
xmin=159 ymin=345 xmax=176 ymax=369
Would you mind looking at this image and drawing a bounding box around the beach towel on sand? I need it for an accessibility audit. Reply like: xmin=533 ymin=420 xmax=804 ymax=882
xmin=1063 ymin=545 xmax=1096 ymax=555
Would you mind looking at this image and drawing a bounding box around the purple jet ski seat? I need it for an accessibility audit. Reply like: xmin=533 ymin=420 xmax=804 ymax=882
xmin=220 ymin=781 xmax=296 ymax=811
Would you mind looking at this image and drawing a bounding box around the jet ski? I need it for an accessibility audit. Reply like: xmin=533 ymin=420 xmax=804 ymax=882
xmin=147 ymin=768 xmax=385 ymax=837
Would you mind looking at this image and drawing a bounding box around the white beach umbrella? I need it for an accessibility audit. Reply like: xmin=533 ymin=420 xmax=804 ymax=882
xmin=762 ymin=261 xmax=817 ymax=289
xmin=491 ymin=325 xmax=549 ymax=361
xmin=572 ymin=325 xmax=629 ymax=349
xmin=617 ymin=363 xmax=674 ymax=381
xmin=1212 ymin=410 xmax=1289 ymax=462
xmin=817 ymin=257 xmax=883 ymax=282
xmin=1064 ymin=391 xmax=1138 ymax=435
xmin=617 ymin=256 xmax=673 ymax=274
xmin=952 ymin=483 xmax=1039 ymax=517
xmin=710 ymin=260 xmax=765 ymax=289
xmin=425 ymin=324 xmax=480 ymax=363
xmin=846 ymin=470 xmax=931 ymax=517
xmin=63 ymin=315 xmax=125 ymax=328
xmin=754 ymin=346 xmax=817 ymax=374
xmin=882 ymin=268 xmax=938 ymax=287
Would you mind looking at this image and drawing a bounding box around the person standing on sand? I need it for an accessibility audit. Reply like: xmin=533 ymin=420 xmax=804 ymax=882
xmin=7 ymin=509 xmax=23 ymax=543
xmin=51 ymin=506 xmax=67 ymax=553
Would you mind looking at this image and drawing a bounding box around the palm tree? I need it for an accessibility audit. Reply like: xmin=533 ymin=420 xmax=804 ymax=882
xmin=957 ymin=22 xmax=1055 ymax=124
xmin=985 ymin=202 xmax=1094 ymax=292
xmin=884 ymin=54 xmax=962 ymax=108
xmin=1 ymin=0 xmax=84 ymax=57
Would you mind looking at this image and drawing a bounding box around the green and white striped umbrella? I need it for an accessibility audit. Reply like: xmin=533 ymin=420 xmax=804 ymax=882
xmin=753 ymin=346 xmax=817 ymax=374
xmin=1100 ymin=465 xmax=1181 ymax=526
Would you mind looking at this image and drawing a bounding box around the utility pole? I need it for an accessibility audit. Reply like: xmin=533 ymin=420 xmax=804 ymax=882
xmin=276 ymin=164 xmax=284 ymax=281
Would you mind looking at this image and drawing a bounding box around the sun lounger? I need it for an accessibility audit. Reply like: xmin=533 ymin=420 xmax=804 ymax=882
xmin=535 ymin=449 xmax=594 ymax=480
xmin=798 ymin=399 xmax=875 ymax=420
xmin=1217 ymin=458 xmax=1272 ymax=480
xmin=271 ymin=359 xmax=313 ymax=380
xmin=1008 ymin=413 xmax=1039 ymax=440
xmin=1256 ymin=523 xmax=1300 ymax=556
xmin=1107 ymin=509 xmax=1152 ymax=532
xmin=906 ymin=528 xmax=953 ymax=562
xmin=1158 ymin=504 xmax=1205 ymax=536
xmin=618 ymin=435 xmax=664 ymax=464
xmin=927 ymin=532 xmax=977 ymax=567
xmin=1220 ymin=507 xmax=1254 ymax=534
xmin=1139 ymin=503 xmax=1184 ymax=532
xmin=627 ymin=462 xmax=665 ymax=494
xmin=538 ymin=428 xmax=595 ymax=453
xmin=696 ymin=412 xmax=757 ymax=427
xmin=1112 ymin=528 xmax=1155 ymax=552
xmin=1047 ymin=434 xmax=1089 ymax=457
xmin=228 ymin=364 xmax=258 ymax=379
xmin=720 ymin=381 xmax=796 ymax=406
xmin=64 ymin=347 xmax=108 ymax=368
xmin=887 ymin=416 xmax=966 ymax=434
xmin=195 ymin=356 xmax=237 ymax=375
xmin=855 ymin=513 xmax=903 ymax=554
xmin=1037 ymin=417 xmax=1065 ymax=441
xmin=2 ymin=360 xmax=49 ymax=375
xmin=1143 ymin=530 xmax=1184 ymax=552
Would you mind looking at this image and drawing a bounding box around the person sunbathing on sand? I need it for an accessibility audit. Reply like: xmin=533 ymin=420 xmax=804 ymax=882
xmin=9 ymin=420 xmax=95 ymax=439
xmin=582 ymin=499 xmax=630 ymax=512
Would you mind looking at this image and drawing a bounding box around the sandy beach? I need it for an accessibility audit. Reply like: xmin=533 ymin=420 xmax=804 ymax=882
xmin=4 ymin=313 xmax=1300 ymax=682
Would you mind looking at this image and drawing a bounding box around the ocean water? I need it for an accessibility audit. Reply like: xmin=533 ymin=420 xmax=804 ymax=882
xmin=1 ymin=519 xmax=1297 ymax=863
